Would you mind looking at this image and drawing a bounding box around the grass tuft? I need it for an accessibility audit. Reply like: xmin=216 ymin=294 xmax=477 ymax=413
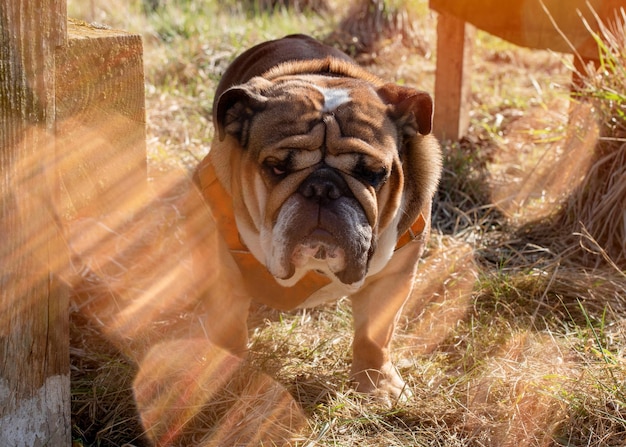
xmin=330 ymin=0 xmax=430 ymax=57
xmin=521 ymin=8 xmax=626 ymax=269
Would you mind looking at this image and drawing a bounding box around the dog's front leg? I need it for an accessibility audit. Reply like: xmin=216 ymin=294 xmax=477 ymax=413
xmin=185 ymin=184 xmax=251 ymax=355
xmin=197 ymin=282 xmax=251 ymax=356
xmin=349 ymin=239 xmax=425 ymax=404
xmin=191 ymin=232 xmax=251 ymax=355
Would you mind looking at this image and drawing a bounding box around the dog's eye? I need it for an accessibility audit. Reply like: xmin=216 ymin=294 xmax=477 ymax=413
xmin=354 ymin=166 xmax=388 ymax=189
xmin=272 ymin=166 xmax=286 ymax=176
xmin=263 ymin=158 xmax=289 ymax=178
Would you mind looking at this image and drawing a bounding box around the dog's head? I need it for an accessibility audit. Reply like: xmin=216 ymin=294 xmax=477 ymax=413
xmin=211 ymin=66 xmax=436 ymax=289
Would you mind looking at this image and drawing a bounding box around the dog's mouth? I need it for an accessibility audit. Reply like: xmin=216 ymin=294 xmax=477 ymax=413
xmin=291 ymin=229 xmax=347 ymax=272
xmin=270 ymin=195 xmax=374 ymax=286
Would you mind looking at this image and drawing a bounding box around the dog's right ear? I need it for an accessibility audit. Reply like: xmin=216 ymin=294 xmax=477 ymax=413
xmin=215 ymin=77 xmax=272 ymax=145
xmin=377 ymin=84 xmax=433 ymax=136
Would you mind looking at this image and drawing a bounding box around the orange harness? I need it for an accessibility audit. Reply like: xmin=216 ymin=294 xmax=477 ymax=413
xmin=195 ymin=160 xmax=425 ymax=309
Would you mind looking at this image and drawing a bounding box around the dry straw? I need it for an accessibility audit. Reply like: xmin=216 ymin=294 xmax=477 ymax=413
xmin=530 ymin=7 xmax=626 ymax=269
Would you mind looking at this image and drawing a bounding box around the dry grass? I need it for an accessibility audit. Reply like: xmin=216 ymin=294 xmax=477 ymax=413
xmin=549 ymin=9 xmax=626 ymax=268
xmin=66 ymin=1 xmax=626 ymax=446
xmin=329 ymin=0 xmax=430 ymax=58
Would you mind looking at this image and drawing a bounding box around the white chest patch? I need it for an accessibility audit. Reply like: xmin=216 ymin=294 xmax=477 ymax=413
xmin=314 ymin=85 xmax=351 ymax=112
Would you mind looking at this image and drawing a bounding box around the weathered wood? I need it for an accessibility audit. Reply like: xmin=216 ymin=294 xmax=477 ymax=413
xmin=430 ymin=0 xmax=624 ymax=59
xmin=1 ymin=3 xmax=147 ymax=444
xmin=433 ymin=12 xmax=475 ymax=141
xmin=429 ymin=0 xmax=625 ymax=141
xmin=0 ymin=1 xmax=70 ymax=446
xmin=55 ymin=20 xmax=147 ymax=219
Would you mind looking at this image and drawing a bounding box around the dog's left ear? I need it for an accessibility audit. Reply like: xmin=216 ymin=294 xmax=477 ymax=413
xmin=215 ymin=77 xmax=273 ymax=144
xmin=377 ymin=84 xmax=433 ymax=136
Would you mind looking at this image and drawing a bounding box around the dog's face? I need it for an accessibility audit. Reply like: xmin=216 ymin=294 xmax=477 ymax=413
xmin=213 ymin=73 xmax=433 ymax=289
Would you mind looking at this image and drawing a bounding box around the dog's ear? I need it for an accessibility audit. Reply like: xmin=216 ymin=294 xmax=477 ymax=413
xmin=215 ymin=77 xmax=272 ymax=144
xmin=377 ymin=84 xmax=433 ymax=136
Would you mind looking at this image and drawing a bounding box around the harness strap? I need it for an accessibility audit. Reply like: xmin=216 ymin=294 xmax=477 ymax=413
xmin=396 ymin=213 xmax=426 ymax=248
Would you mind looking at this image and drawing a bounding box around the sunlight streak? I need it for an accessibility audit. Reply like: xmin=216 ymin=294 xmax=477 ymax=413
xmin=400 ymin=238 xmax=476 ymax=355
xmin=133 ymin=339 xmax=242 ymax=445
xmin=489 ymin=101 xmax=599 ymax=222
xmin=134 ymin=339 xmax=307 ymax=446
xmin=464 ymin=332 xmax=578 ymax=447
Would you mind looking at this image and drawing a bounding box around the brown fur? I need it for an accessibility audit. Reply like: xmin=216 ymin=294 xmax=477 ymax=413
xmin=192 ymin=34 xmax=442 ymax=403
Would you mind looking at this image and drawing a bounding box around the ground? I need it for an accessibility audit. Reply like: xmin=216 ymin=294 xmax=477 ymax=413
xmin=67 ymin=1 xmax=626 ymax=446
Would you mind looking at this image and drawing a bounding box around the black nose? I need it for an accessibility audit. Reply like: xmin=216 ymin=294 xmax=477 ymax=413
xmin=298 ymin=168 xmax=350 ymax=204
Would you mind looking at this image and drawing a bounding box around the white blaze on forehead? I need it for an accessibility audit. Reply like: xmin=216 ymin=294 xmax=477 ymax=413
xmin=313 ymin=85 xmax=351 ymax=112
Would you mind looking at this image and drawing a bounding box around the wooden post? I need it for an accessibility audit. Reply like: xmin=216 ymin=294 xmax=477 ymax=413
xmin=429 ymin=0 xmax=622 ymax=142
xmin=1 ymin=2 xmax=147 ymax=444
xmin=0 ymin=1 xmax=71 ymax=445
xmin=432 ymin=12 xmax=475 ymax=141
xmin=55 ymin=20 xmax=147 ymax=220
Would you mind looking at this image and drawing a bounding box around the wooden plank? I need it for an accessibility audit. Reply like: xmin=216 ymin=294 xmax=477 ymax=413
xmin=0 ymin=1 xmax=71 ymax=446
xmin=430 ymin=0 xmax=625 ymax=59
xmin=55 ymin=19 xmax=147 ymax=220
xmin=433 ymin=12 xmax=475 ymax=141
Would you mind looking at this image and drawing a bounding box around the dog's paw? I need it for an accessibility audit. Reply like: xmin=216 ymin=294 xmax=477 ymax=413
xmin=351 ymin=363 xmax=413 ymax=407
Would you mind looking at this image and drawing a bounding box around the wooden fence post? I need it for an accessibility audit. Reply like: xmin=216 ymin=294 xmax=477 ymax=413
xmin=0 ymin=1 xmax=71 ymax=445
xmin=1 ymin=1 xmax=147 ymax=444
xmin=432 ymin=11 xmax=475 ymax=142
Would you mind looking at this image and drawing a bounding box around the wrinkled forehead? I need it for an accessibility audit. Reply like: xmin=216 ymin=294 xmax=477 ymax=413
xmin=249 ymin=75 xmax=393 ymax=148
xmin=267 ymin=74 xmax=385 ymax=110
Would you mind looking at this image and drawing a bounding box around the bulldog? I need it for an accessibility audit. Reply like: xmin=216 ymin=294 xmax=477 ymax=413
xmin=192 ymin=34 xmax=442 ymax=402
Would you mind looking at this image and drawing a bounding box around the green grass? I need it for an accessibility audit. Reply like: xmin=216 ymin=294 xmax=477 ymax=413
xmin=67 ymin=1 xmax=626 ymax=446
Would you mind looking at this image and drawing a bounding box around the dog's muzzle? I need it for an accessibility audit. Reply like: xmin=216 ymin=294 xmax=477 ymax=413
xmin=270 ymin=167 xmax=374 ymax=286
